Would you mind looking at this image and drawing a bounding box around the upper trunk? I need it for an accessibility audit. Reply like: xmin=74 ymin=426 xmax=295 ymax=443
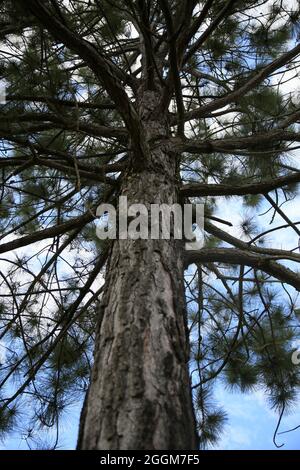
xmin=77 ymin=91 xmax=198 ymax=450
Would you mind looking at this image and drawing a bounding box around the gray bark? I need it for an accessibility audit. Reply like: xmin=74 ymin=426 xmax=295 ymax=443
xmin=77 ymin=91 xmax=198 ymax=450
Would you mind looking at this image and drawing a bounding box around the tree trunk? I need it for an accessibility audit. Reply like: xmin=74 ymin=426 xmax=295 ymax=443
xmin=77 ymin=91 xmax=198 ymax=450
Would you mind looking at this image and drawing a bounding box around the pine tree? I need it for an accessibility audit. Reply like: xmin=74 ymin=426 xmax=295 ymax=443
xmin=0 ymin=0 xmax=300 ymax=450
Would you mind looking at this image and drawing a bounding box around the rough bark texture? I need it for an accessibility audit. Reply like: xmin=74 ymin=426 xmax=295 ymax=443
xmin=77 ymin=91 xmax=198 ymax=450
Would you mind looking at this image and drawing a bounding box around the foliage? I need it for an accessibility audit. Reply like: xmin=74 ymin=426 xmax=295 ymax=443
xmin=0 ymin=0 xmax=300 ymax=449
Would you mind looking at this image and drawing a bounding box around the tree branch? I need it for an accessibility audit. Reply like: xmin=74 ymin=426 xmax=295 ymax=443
xmin=0 ymin=211 xmax=95 ymax=254
xmin=178 ymin=42 xmax=300 ymax=122
xmin=173 ymin=129 xmax=300 ymax=153
xmin=183 ymin=0 xmax=237 ymax=65
xmin=204 ymin=220 xmax=300 ymax=263
xmin=181 ymin=172 xmax=300 ymax=197
xmin=185 ymin=248 xmax=300 ymax=291
xmin=18 ymin=0 xmax=147 ymax=161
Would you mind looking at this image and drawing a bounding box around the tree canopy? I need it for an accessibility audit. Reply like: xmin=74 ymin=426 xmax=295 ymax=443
xmin=0 ymin=0 xmax=300 ymax=449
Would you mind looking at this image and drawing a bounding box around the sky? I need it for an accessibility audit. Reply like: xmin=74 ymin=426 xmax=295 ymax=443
xmin=1 ymin=0 xmax=300 ymax=451
xmin=197 ymin=194 xmax=300 ymax=450
xmin=211 ymin=192 xmax=300 ymax=450
xmin=214 ymin=386 xmax=300 ymax=450
xmin=1 ymin=383 xmax=300 ymax=450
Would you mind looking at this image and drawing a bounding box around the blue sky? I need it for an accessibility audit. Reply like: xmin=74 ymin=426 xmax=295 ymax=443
xmin=210 ymin=193 xmax=300 ymax=450
xmin=1 ymin=387 xmax=300 ymax=450
xmin=214 ymin=386 xmax=300 ymax=450
xmin=0 ymin=403 xmax=81 ymax=450
xmin=1 ymin=0 xmax=300 ymax=451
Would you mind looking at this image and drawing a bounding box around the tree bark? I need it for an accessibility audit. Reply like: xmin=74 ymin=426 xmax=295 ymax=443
xmin=77 ymin=91 xmax=198 ymax=450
